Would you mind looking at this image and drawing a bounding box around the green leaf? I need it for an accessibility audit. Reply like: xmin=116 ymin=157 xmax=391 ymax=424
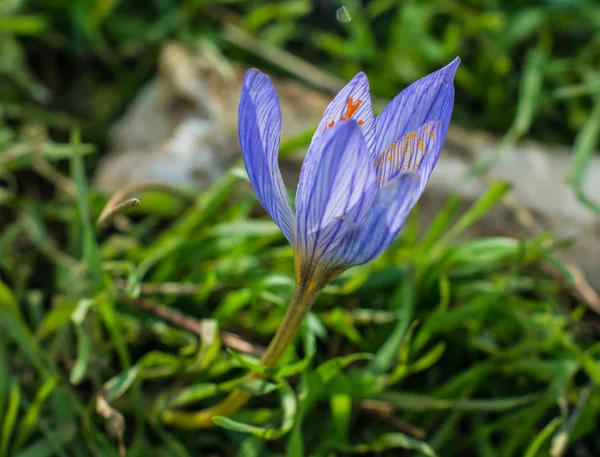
xmin=212 ymin=289 xmax=252 ymax=321
xmin=566 ymin=342 xmax=600 ymax=385
xmin=277 ymin=327 xmax=317 ymax=378
xmin=167 ymin=377 xmax=277 ymax=409
xmin=187 ymin=319 xmax=220 ymax=372
xmin=441 ymin=181 xmax=511 ymax=245
xmin=36 ymin=299 xmax=77 ymax=340
xmin=417 ymin=195 xmax=461 ymax=255
xmin=213 ymin=380 xmax=297 ymax=439
xmin=70 ymin=299 xmax=93 ymax=384
xmin=377 ymin=391 xmax=539 ymax=411
xmin=329 ymin=373 xmax=352 ymax=444
xmin=207 ymin=220 xmax=282 ymax=237
xmin=370 ymin=268 xmax=414 ymax=374
xmin=97 ymin=294 xmax=131 ymax=370
xmin=323 ymin=307 xmax=362 ymax=344
xmin=167 ymin=383 xmax=222 ymax=408
xmin=11 ymin=424 xmax=75 ymax=457
xmin=339 ymin=432 xmax=437 ymax=456
xmin=226 ymin=349 xmax=271 ymax=376
xmin=447 ymin=237 xmax=522 ymax=267
xmin=104 ymin=351 xmax=181 ymax=403
xmin=103 ymin=365 xmax=142 ymax=403
xmin=236 ymin=379 xmax=280 ymax=396
xmin=12 ymin=377 xmax=58 ymax=452
xmin=317 ymin=353 xmax=374 ymax=384
xmin=511 ymin=46 xmax=546 ymax=137
xmin=173 ymin=170 xmax=241 ymax=235
xmin=467 ymin=46 xmax=546 ymax=177
xmin=69 ymin=130 xmax=104 ymax=290
xmin=238 ymin=435 xmax=265 ymax=457
xmin=286 ymin=373 xmax=310 ymax=457
xmin=570 ymin=90 xmax=600 ymax=214
xmin=0 ymin=15 xmax=48 ymax=35
xmin=386 ymin=320 xmax=419 ymax=383
xmin=43 ymin=142 xmax=95 ymax=161
xmin=407 ymin=342 xmax=447 ymax=374
xmin=0 ymin=334 xmax=7 ymax=420
xmin=279 ymin=125 xmax=315 ymax=156
xmin=0 ymin=281 xmax=47 ymax=375
xmin=524 ymin=417 xmax=561 ymax=457
xmin=1 ymin=381 xmax=20 ymax=457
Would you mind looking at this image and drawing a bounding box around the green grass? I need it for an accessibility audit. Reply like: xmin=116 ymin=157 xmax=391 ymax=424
xmin=1 ymin=1 xmax=600 ymax=456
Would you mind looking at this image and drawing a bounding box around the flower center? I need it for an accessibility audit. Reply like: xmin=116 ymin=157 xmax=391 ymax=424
xmin=324 ymin=97 xmax=365 ymax=131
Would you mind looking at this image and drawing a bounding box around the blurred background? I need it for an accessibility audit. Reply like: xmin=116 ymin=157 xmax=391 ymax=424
xmin=1 ymin=1 xmax=600 ymax=456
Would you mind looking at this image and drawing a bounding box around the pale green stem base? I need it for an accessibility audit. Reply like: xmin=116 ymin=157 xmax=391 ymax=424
xmin=162 ymin=284 xmax=321 ymax=429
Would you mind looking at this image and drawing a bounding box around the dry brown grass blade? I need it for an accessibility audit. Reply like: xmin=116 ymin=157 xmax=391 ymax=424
xmin=122 ymin=296 xmax=265 ymax=357
xmin=97 ymin=181 xmax=193 ymax=229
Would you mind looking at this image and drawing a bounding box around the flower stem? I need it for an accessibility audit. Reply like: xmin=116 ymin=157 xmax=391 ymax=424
xmin=162 ymin=284 xmax=321 ymax=429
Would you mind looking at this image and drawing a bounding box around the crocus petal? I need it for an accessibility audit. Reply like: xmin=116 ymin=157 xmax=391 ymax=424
xmin=296 ymin=120 xmax=378 ymax=271
xmin=239 ymin=69 xmax=295 ymax=244
xmin=313 ymin=72 xmax=377 ymax=160
xmin=374 ymin=119 xmax=448 ymax=187
xmin=373 ymin=58 xmax=459 ymax=186
xmin=322 ymin=172 xmax=421 ymax=267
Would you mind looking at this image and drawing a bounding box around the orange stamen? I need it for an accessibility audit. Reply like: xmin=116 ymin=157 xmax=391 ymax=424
xmin=324 ymin=97 xmax=365 ymax=131
xmin=373 ymin=120 xmax=442 ymax=184
xmin=340 ymin=97 xmax=363 ymax=121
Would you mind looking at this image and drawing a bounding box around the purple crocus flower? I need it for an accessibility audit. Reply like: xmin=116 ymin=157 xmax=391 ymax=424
xmin=239 ymin=58 xmax=460 ymax=291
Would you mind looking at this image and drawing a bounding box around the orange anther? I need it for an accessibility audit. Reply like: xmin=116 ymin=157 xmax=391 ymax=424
xmin=323 ymin=97 xmax=365 ymax=131
xmin=324 ymin=120 xmax=336 ymax=131
xmin=340 ymin=97 xmax=363 ymax=121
